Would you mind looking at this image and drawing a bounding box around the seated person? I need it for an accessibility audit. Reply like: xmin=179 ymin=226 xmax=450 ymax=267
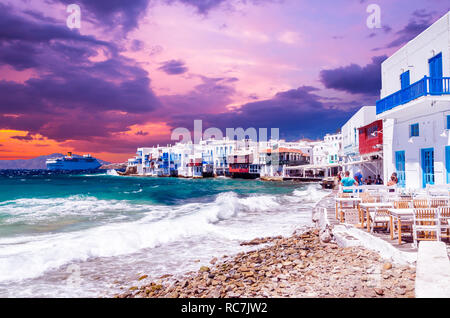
xmin=376 ymin=175 xmax=383 ymax=185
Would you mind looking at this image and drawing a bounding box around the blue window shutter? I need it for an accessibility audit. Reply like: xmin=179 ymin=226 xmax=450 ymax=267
xmin=421 ymin=148 xmax=435 ymax=188
xmin=400 ymin=71 xmax=410 ymax=89
xmin=395 ymin=151 xmax=406 ymax=188
xmin=447 ymin=115 xmax=450 ymax=129
xmin=429 ymin=53 xmax=443 ymax=93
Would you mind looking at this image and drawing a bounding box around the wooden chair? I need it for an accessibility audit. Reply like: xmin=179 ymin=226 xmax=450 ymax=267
xmin=392 ymin=200 xmax=413 ymax=240
xmin=412 ymin=208 xmax=440 ymax=247
xmin=438 ymin=206 xmax=450 ymax=241
xmin=369 ymin=208 xmax=390 ymax=233
xmin=394 ymin=200 xmax=411 ymax=209
xmin=429 ymin=198 xmax=449 ymax=208
xmin=342 ymin=209 xmax=360 ymax=225
xmin=413 ymin=199 xmax=429 ymax=208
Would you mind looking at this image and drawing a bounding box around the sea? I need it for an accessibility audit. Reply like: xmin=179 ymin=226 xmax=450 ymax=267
xmin=0 ymin=170 xmax=330 ymax=297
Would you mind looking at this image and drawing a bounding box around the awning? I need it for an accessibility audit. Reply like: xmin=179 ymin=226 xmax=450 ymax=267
xmin=285 ymin=163 xmax=341 ymax=170
xmin=341 ymin=157 xmax=382 ymax=166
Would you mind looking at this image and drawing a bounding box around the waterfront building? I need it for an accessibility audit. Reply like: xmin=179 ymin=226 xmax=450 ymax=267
xmin=377 ymin=11 xmax=450 ymax=189
xmin=259 ymin=147 xmax=310 ymax=177
xmin=228 ymin=151 xmax=259 ymax=179
xmin=340 ymin=106 xmax=383 ymax=178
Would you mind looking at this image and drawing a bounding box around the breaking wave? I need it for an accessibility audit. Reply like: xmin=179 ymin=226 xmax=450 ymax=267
xmin=0 ymin=185 xmax=328 ymax=283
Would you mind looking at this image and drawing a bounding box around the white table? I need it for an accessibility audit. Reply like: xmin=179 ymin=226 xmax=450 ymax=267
xmin=388 ymin=208 xmax=414 ymax=245
xmin=360 ymin=202 xmax=393 ymax=230
xmin=335 ymin=197 xmax=362 ymax=222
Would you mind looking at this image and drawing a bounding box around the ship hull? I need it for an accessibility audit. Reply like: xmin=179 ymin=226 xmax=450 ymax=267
xmin=46 ymin=158 xmax=101 ymax=171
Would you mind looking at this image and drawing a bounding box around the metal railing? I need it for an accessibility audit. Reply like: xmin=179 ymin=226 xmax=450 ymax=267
xmin=376 ymin=77 xmax=450 ymax=114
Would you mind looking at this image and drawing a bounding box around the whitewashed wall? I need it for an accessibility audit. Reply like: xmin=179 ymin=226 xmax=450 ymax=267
xmin=380 ymin=12 xmax=450 ymax=98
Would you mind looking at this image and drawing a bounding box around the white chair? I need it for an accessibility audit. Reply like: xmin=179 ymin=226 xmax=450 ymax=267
xmin=369 ymin=208 xmax=390 ymax=233
xmin=426 ymin=184 xmax=450 ymax=197
xmin=339 ymin=185 xmax=360 ymax=197
xmin=413 ymin=208 xmax=440 ymax=248
xmin=438 ymin=206 xmax=450 ymax=242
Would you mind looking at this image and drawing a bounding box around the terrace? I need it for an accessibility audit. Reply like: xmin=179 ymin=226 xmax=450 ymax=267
xmin=376 ymin=77 xmax=450 ymax=115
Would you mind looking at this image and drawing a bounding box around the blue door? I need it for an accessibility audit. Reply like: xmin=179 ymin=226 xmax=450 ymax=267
xmin=395 ymin=151 xmax=406 ymax=188
xmin=421 ymin=148 xmax=435 ymax=188
xmin=446 ymin=146 xmax=450 ymax=184
xmin=429 ymin=53 xmax=443 ymax=94
xmin=400 ymin=71 xmax=410 ymax=89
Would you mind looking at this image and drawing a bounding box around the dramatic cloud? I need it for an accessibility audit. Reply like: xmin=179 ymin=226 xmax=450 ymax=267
xmin=0 ymin=4 xmax=160 ymax=143
xmin=168 ymin=86 xmax=355 ymax=140
xmin=158 ymin=60 xmax=189 ymax=75
xmin=165 ymin=0 xmax=282 ymax=15
xmin=160 ymin=76 xmax=238 ymax=115
xmin=0 ymin=4 xmax=110 ymax=47
xmin=385 ymin=9 xmax=436 ymax=49
xmin=1 ymin=0 xmax=449 ymax=161
xmin=56 ymin=0 xmax=151 ymax=32
xmin=319 ymin=55 xmax=387 ymax=97
xmin=170 ymin=0 xmax=228 ymax=14
xmin=11 ymin=133 xmax=43 ymax=142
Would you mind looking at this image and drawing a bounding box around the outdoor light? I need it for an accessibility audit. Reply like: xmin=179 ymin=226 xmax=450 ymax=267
xmin=371 ymin=130 xmax=382 ymax=137
xmin=408 ymin=138 xmax=414 ymax=143
xmin=440 ymin=130 xmax=448 ymax=138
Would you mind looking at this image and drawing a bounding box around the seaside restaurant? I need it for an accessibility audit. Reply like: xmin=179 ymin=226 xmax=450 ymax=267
xmin=377 ymin=12 xmax=450 ymax=190
xmin=334 ymin=12 xmax=450 ymax=250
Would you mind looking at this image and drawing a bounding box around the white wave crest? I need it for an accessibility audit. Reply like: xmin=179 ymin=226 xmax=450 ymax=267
xmin=0 ymin=196 xmax=150 ymax=224
xmin=0 ymin=186 xmax=326 ymax=283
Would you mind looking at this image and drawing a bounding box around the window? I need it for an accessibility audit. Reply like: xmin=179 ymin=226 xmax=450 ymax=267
xmin=410 ymin=123 xmax=419 ymax=137
xmin=447 ymin=115 xmax=450 ymax=129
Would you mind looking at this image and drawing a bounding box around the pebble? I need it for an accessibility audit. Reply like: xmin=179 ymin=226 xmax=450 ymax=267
xmin=119 ymin=228 xmax=416 ymax=299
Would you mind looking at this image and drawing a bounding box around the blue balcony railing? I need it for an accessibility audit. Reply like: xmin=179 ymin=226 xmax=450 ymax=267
xmin=376 ymin=77 xmax=450 ymax=114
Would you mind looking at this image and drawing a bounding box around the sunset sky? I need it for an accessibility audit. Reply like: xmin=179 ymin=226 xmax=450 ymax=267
xmin=0 ymin=0 xmax=449 ymax=162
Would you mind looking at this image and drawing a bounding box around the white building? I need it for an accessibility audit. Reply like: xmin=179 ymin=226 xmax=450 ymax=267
xmin=377 ymin=11 xmax=450 ymax=189
xmin=340 ymin=106 xmax=380 ymax=177
xmin=341 ymin=106 xmax=376 ymax=159
xmin=323 ymin=133 xmax=343 ymax=165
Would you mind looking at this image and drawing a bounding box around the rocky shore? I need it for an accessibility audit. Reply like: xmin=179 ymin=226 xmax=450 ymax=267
xmin=117 ymin=228 xmax=416 ymax=298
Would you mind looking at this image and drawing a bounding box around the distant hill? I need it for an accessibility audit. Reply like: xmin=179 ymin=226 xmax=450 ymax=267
xmin=0 ymin=153 xmax=110 ymax=170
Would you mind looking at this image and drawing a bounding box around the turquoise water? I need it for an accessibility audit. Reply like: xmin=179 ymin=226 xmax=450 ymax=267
xmin=0 ymin=171 xmax=329 ymax=297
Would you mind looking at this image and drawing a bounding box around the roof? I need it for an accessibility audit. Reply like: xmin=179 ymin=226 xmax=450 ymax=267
xmin=260 ymin=148 xmax=309 ymax=156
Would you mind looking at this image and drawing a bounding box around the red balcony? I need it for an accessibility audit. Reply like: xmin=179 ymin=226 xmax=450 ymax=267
xmin=358 ymin=120 xmax=383 ymax=155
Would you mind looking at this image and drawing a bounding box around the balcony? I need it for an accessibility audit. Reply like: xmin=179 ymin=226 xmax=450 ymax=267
xmin=376 ymin=77 xmax=450 ymax=115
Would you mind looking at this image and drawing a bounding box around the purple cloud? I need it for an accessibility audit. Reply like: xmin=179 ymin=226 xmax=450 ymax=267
xmin=0 ymin=5 xmax=160 ymax=143
xmin=385 ymin=9 xmax=438 ymax=49
xmin=55 ymin=0 xmax=150 ymax=32
xmin=11 ymin=133 xmax=43 ymax=142
xmin=320 ymin=55 xmax=387 ymax=98
xmin=158 ymin=60 xmax=189 ymax=75
xmin=164 ymin=0 xmax=281 ymax=15
xmin=167 ymin=86 xmax=356 ymax=140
